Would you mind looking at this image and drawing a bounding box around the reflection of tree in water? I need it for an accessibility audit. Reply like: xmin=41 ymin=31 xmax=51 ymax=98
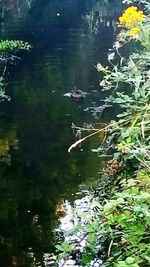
xmin=0 ymin=74 xmax=101 ymax=267
xmin=0 ymin=0 xmax=86 ymax=37
xmin=84 ymin=0 xmax=123 ymax=35
xmin=0 ymin=148 xmax=99 ymax=266
xmin=0 ymin=124 xmax=19 ymax=165
xmin=0 ymin=0 xmax=33 ymax=17
xmin=0 ymin=0 xmax=122 ymax=266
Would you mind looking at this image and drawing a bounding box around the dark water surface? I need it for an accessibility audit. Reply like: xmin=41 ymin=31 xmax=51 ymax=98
xmin=0 ymin=0 xmax=122 ymax=266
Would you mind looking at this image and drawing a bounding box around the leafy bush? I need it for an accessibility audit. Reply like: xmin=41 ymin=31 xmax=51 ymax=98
xmin=56 ymin=176 xmax=150 ymax=267
xmin=0 ymin=40 xmax=31 ymax=53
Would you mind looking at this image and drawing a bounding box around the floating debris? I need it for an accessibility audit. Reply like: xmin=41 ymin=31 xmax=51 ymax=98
xmin=63 ymin=86 xmax=87 ymax=100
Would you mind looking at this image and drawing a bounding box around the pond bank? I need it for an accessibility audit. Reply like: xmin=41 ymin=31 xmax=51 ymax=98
xmin=55 ymin=1 xmax=150 ymax=266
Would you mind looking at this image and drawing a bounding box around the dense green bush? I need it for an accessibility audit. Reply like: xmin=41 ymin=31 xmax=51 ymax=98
xmin=0 ymin=40 xmax=31 ymax=53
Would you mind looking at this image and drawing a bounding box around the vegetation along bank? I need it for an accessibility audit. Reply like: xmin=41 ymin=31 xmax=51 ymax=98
xmin=55 ymin=0 xmax=150 ymax=266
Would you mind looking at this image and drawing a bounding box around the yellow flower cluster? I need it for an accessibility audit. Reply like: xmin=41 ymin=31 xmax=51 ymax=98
xmin=129 ymin=27 xmax=140 ymax=37
xmin=119 ymin=6 xmax=144 ymax=27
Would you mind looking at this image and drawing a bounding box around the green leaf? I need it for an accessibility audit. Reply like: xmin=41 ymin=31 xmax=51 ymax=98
xmin=131 ymin=264 xmax=139 ymax=267
xmin=116 ymin=260 xmax=128 ymax=267
xmin=126 ymin=257 xmax=135 ymax=264
xmin=126 ymin=136 xmax=132 ymax=143
xmin=55 ymin=244 xmax=65 ymax=252
xmin=144 ymin=255 xmax=150 ymax=262
xmin=86 ymin=225 xmax=95 ymax=233
xmin=82 ymin=254 xmax=91 ymax=264
xmin=62 ymin=241 xmax=70 ymax=251
xmin=88 ymin=233 xmax=96 ymax=243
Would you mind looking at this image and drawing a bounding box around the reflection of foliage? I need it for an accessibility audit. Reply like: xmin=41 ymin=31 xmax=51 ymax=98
xmin=0 ymin=127 xmax=19 ymax=165
xmin=0 ymin=56 xmax=101 ymax=266
xmin=0 ymin=0 xmax=34 ymax=19
xmin=83 ymin=0 xmax=122 ymax=35
xmin=0 ymin=139 xmax=10 ymax=164
xmin=0 ymin=76 xmax=9 ymax=101
xmin=0 ymin=1 xmax=123 ymax=266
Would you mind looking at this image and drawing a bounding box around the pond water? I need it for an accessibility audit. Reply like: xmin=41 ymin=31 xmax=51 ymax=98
xmin=0 ymin=0 xmax=122 ymax=266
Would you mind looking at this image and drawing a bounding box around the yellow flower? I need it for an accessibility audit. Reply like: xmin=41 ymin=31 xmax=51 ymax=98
xmin=119 ymin=6 xmax=144 ymax=27
xmin=129 ymin=27 xmax=140 ymax=37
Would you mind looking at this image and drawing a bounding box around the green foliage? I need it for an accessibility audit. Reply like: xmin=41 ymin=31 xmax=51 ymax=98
xmin=0 ymin=40 xmax=31 ymax=53
xmin=96 ymin=5 xmax=150 ymax=174
xmin=55 ymin=0 xmax=150 ymax=266
xmin=56 ymin=241 xmax=76 ymax=260
xmin=56 ymin=177 xmax=150 ymax=267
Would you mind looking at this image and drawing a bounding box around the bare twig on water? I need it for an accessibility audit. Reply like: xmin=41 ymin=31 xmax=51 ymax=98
xmin=141 ymin=117 xmax=145 ymax=138
xmin=68 ymin=119 xmax=129 ymax=153
xmin=71 ymin=124 xmax=100 ymax=131
xmin=2 ymin=66 xmax=7 ymax=77
xmin=108 ymin=239 xmax=114 ymax=257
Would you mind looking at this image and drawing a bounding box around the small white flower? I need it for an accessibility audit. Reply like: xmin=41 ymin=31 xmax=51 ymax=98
xmin=113 ymin=41 xmax=121 ymax=49
xmin=108 ymin=52 xmax=115 ymax=61
xmin=122 ymin=0 xmax=133 ymax=3
xmin=96 ymin=63 xmax=103 ymax=72
xmin=100 ymin=79 xmax=106 ymax=87
xmin=97 ymin=63 xmax=108 ymax=72
xmin=147 ymin=70 xmax=150 ymax=78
